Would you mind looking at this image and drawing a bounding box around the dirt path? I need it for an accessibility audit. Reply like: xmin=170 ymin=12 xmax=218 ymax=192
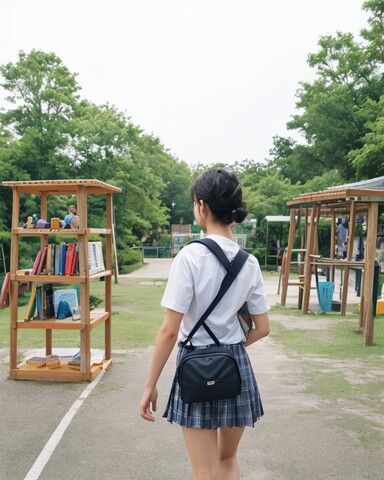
xmin=1 ymin=260 xmax=383 ymax=479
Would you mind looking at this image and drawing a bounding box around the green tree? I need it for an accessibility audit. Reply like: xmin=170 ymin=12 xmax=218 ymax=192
xmin=349 ymin=95 xmax=384 ymax=178
xmin=283 ymin=0 xmax=384 ymax=183
xmin=0 ymin=50 xmax=80 ymax=180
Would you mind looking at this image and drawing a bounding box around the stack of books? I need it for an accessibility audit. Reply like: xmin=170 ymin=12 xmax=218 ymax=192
xmin=68 ymin=350 xmax=81 ymax=370
xmin=46 ymin=354 xmax=61 ymax=369
xmin=26 ymin=356 xmax=47 ymax=368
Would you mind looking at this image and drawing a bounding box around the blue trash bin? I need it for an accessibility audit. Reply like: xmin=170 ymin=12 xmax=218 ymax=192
xmin=317 ymin=281 xmax=334 ymax=312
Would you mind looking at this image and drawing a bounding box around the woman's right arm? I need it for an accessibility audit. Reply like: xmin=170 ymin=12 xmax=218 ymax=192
xmin=140 ymin=308 xmax=183 ymax=422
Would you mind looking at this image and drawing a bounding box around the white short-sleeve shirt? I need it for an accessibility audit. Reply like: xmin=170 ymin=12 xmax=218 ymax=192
xmin=161 ymin=234 xmax=270 ymax=346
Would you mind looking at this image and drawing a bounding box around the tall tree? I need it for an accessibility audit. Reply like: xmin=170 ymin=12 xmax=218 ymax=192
xmin=0 ymin=50 xmax=80 ymax=179
xmin=283 ymin=0 xmax=384 ymax=183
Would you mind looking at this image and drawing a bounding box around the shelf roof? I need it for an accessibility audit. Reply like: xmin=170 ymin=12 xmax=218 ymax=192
xmin=288 ymin=176 xmax=384 ymax=208
xmin=2 ymin=179 xmax=122 ymax=195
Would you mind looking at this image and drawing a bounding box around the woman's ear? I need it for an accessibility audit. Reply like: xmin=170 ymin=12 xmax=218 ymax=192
xmin=199 ymin=200 xmax=208 ymax=215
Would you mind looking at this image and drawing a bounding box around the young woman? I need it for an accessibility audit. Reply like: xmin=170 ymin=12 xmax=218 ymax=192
xmin=140 ymin=168 xmax=270 ymax=480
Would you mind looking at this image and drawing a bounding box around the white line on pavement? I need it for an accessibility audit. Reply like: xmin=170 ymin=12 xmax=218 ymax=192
xmin=24 ymin=369 xmax=106 ymax=480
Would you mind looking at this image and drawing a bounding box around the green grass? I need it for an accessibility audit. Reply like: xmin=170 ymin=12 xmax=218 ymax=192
xmin=269 ymin=309 xmax=384 ymax=448
xmin=0 ymin=278 xmax=166 ymax=351
xmin=270 ymin=314 xmax=384 ymax=359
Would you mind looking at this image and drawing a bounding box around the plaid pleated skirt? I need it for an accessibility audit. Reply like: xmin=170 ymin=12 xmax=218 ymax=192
xmin=163 ymin=342 xmax=264 ymax=429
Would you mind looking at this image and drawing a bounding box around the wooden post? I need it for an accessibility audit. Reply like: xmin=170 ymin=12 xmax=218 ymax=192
xmin=359 ymin=268 xmax=365 ymax=330
xmin=330 ymin=209 xmax=336 ymax=282
xmin=40 ymin=192 xmax=52 ymax=355
xmin=280 ymin=208 xmax=296 ymax=306
xmin=9 ymin=188 xmax=20 ymax=376
xmin=302 ymin=205 xmax=318 ymax=313
xmin=105 ymin=194 xmax=113 ymax=360
xmin=77 ymin=185 xmax=91 ymax=378
xmin=363 ymin=202 xmax=378 ymax=345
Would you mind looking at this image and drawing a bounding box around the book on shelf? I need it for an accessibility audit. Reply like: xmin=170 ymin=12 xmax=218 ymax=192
xmin=88 ymin=241 xmax=105 ymax=274
xmin=58 ymin=243 xmax=68 ymax=275
xmin=30 ymin=243 xmax=79 ymax=277
xmin=34 ymin=284 xmax=54 ymax=320
xmin=45 ymin=244 xmax=52 ymax=275
xmin=49 ymin=243 xmax=56 ymax=275
xmin=46 ymin=354 xmax=60 ymax=369
xmin=68 ymin=361 xmax=81 ymax=370
xmin=30 ymin=250 xmax=42 ymax=275
xmin=53 ymin=288 xmax=79 ymax=318
xmin=36 ymin=286 xmax=41 ymax=319
xmin=35 ymin=246 xmax=48 ymax=275
xmin=24 ymin=285 xmax=37 ymax=322
xmin=54 ymin=244 xmax=60 ymax=275
xmin=65 ymin=243 xmax=78 ymax=276
xmin=26 ymin=356 xmax=46 ymax=368
xmin=43 ymin=284 xmax=54 ymax=319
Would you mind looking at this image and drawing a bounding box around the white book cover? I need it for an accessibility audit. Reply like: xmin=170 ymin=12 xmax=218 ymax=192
xmin=53 ymin=288 xmax=79 ymax=317
xmin=88 ymin=241 xmax=105 ymax=274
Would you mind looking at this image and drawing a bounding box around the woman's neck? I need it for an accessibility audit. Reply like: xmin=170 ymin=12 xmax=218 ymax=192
xmin=205 ymin=223 xmax=234 ymax=240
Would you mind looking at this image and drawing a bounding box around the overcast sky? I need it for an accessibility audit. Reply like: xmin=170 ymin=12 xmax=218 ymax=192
xmin=1 ymin=0 xmax=368 ymax=166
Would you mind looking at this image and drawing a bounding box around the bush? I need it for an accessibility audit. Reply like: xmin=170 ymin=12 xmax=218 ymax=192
xmin=252 ymin=246 xmax=266 ymax=265
xmin=118 ymin=248 xmax=142 ymax=274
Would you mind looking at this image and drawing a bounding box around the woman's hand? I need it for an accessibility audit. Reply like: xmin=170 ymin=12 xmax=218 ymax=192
xmin=140 ymin=386 xmax=158 ymax=422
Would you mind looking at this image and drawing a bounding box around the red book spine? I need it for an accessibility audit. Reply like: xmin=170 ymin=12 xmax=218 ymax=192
xmin=65 ymin=243 xmax=75 ymax=276
xmin=31 ymin=250 xmax=42 ymax=275
xmin=35 ymin=246 xmax=48 ymax=275
xmin=69 ymin=249 xmax=78 ymax=276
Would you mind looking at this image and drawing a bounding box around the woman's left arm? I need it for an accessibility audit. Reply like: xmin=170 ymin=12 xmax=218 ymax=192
xmin=140 ymin=308 xmax=183 ymax=422
xmin=245 ymin=312 xmax=270 ymax=347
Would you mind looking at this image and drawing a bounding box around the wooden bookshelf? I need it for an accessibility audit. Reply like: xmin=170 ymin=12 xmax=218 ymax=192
xmin=3 ymin=179 xmax=121 ymax=382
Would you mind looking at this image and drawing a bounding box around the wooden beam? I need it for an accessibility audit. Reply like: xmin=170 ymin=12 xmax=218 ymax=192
xmin=340 ymin=201 xmax=356 ymax=315
xmin=330 ymin=209 xmax=336 ymax=282
xmin=280 ymin=209 xmax=296 ymax=306
xmin=363 ymin=202 xmax=378 ymax=345
xmin=302 ymin=205 xmax=318 ymax=313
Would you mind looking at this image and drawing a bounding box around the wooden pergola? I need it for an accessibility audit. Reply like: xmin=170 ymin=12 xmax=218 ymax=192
xmin=280 ymin=178 xmax=384 ymax=346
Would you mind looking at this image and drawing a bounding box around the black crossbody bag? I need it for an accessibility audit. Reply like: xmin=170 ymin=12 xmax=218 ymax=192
xmin=177 ymin=238 xmax=249 ymax=404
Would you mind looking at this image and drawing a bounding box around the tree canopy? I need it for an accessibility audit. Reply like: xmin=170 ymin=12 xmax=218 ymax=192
xmin=0 ymin=0 xmax=382 ymax=264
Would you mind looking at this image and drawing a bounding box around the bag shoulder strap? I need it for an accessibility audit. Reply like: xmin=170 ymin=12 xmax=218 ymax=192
xmin=182 ymin=238 xmax=249 ymax=347
xmin=190 ymin=238 xmax=249 ymax=273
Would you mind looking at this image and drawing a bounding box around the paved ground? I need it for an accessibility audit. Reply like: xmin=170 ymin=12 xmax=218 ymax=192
xmin=0 ymin=258 xmax=383 ymax=479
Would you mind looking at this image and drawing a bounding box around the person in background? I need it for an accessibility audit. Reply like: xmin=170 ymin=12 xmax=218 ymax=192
xmin=336 ymin=217 xmax=349 ymax=258
xmin=140 ymin=168 xmax=270 ymax=479
xmin=64 ymin=205 xmax=80 ymax=229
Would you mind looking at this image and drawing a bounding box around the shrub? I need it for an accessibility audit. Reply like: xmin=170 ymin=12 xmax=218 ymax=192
xmin=118 ymin=248 xmax=142 ymax=274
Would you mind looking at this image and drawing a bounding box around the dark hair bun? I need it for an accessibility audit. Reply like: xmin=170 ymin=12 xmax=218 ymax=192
xmin=234 ymin=205 xmax=248 ymax=223
xmin=191 ymin=168 xmax=248 ymax=225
